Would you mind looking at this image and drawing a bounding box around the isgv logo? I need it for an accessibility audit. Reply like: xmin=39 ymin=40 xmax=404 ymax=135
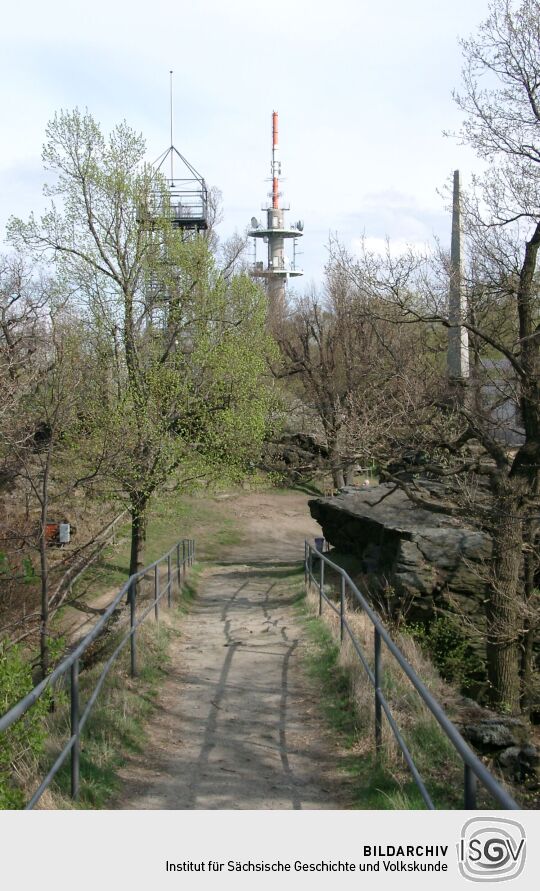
xmin=458 ymin=817 xmax=526 ymax=882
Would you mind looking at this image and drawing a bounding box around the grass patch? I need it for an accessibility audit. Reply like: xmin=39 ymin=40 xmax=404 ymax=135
xmin=301 ymin=612 xmax=359 ymax=744
xmin=15 ymin=564 xmax=201 ymax=810
xmin=296 ymin=581 xmax=470 ymax=809
xmin=77 ymin=491 xmax=241 ymax=588
xmin=49 ymin=618 xmax=174 ymax=808
xmin=140 ymin=491 xmax=243 ymax=564
xmin=53 ymin=489 xmax=243 ymax=641
xmin=7 ymin=483 xmax=247 ymax=810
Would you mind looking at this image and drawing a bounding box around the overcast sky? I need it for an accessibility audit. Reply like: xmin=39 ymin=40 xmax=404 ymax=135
xmin=0 ymin=0 xmax=492 ymax=288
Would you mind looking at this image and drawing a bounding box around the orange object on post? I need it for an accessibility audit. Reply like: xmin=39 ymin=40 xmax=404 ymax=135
xmin=45 ymin=523 xmax=59 ymax=543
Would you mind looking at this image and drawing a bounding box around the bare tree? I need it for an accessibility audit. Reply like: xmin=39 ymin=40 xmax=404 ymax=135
xmin=273 ymin=252 xmax=435 ymax=488
xmin=0 ymin=270 xmax=91 ymax=677
xmin=327 ymin=0 xmax=540 ymax=712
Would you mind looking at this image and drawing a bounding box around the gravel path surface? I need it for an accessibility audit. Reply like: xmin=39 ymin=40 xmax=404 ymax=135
xmin=115 ymin=493 xmax=351 ymax=809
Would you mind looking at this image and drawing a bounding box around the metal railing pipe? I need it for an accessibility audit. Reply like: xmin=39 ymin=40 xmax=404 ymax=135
xmin=340 ymin=576 xmax=345 ymax=643
xmin=70 ymin=659 xmax=80 ymax=800
xmin=464 ymin=764 xmax=478 ymax=809
xmin=129 ymin=580 xmax=137 ymax=677
xmin=304 ymin=541 xmax=518 ymax=810
xmin=0 ymin=538 xmax=194 ymax=808
xmin=374 ymin=628 xmax=382 ymax=753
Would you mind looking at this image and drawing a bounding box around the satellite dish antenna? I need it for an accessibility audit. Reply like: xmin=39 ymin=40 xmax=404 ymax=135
xmin=296 ymin=220 xmax=304 ymax=232
xmin=250 ymin=217 xmax=259 ymax=229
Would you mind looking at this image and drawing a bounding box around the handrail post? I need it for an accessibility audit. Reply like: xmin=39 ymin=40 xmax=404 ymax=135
xmin=191 ymin=539 xmax=195 ymax=566
xmin=154 ymin=564 xmax=159 ymax=621
xmin=130 ymin=579 xmax=137 ymax=677
xmin=167 ymin=554 xmax=172 ymax=607
xmin=70 ymin=658 xmax=80 ymax=800
xmin=182 ymin=540 xmax=186 ymax=584
xmin=340 ymin=575 xmax=346 ymax=643
xmin=319 ymin=557 xmax=324 ymax=615
xmin=374 ymin=627 xmax=382 ymax=754
xmin=464 ymin=764 xmax=477 ymax=809
xmin=176 ymin=543 xmax=181 ymax=590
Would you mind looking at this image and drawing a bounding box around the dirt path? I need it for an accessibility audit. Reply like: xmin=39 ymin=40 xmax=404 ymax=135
xmin=114 ymin=491 xmax=351 ymax=810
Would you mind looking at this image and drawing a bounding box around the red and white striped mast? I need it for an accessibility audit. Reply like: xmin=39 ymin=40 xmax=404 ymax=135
xmin=248 ymin=111 xmax=303 ymax=310
xmin=272 ymin=110 xmax=280 ymax=210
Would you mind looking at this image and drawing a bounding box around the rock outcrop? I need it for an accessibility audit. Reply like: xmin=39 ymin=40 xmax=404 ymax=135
xmin=308 ymin=482 xmax=491 ymax=620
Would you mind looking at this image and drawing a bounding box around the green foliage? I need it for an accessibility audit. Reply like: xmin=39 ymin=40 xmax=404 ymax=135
xmin=7 ymin=106 xmax=279 ymax=579
xmin=22 ymin=558 xmax=37 ymax=583
xmin=0 ymin=552 xmax=37 ymax=583
xmin=406 ymin=616 xmax=485 ymax=693
xmin=0 ymin=642 xmax=51 ymax=809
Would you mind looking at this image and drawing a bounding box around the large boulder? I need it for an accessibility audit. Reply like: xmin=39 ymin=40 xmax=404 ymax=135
xmin=308 ymin=482 xmax=491 ymax=619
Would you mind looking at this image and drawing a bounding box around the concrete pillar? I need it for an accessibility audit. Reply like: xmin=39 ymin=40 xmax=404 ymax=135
xmin=447 ymin=170 xmax=469 ymax=382
xmin=266 ymin=207 xmax=285 ymax=311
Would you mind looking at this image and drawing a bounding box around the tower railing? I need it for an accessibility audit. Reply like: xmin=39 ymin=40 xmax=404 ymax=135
xmin=250 ymin=259 xmax=303 ymax=275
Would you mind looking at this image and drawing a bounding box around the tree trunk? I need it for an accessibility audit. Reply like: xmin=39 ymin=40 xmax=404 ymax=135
xmin=39 ymin=510 xmax=49 ymax=681
xmin=486 ymin=500 xmax=523 ymax=714
xmin=129 ymin=495 xmax=148 ymax=580
xmin=520 ymin=517 xmax=539 ymax=713
xmin=39 ymin=450 xmax=52 ymax=681
xmin=331 ymin=462 xmax=345 ymax=490
xmin=327 ymin=434 xmax=344 ymax=489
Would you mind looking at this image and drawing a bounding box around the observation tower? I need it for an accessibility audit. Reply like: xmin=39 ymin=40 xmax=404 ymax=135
xmin=137 ymin=71 xmax=208 ymax=235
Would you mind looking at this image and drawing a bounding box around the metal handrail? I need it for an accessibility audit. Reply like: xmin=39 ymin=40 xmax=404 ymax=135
xmin=304 ymin=541 xmax=518 ymax=810
xmin=0 ymin=538 xmax=195 ymax=809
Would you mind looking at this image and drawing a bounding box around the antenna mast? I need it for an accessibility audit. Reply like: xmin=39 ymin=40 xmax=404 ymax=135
xmin=272 ymin=110 xmax=279 ymax=209
xmin=169 ymin=70 xmax=174 ymax=182
xmin=137 ymin=74 xmax=208 ymax=233
xmin=248 ymin=111 xmax=303 ymax=312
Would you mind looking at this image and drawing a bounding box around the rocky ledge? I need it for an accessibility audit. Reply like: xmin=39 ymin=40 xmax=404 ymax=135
xmin=308 ymin=483 xmax=540 ymax=792
xmin=308 ymin=482 xmax=491 ymax=620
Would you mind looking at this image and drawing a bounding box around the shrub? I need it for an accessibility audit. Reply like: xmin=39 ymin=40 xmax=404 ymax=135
xmin=406 ymin=617 xmax=485 ymax=693
xmin=0 ymin=642 xmax=50 ymax=808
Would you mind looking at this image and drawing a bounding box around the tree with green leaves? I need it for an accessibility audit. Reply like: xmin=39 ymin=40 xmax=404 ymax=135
xmin=9 ymin=109 xmax=275 ymax=577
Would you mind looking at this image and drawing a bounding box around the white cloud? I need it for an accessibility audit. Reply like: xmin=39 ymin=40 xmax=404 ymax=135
xmin=0 ymin=0 xmax=491 ymax=284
